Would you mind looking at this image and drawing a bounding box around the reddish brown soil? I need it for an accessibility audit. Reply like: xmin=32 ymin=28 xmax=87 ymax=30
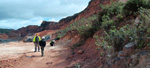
xmin=38 ymin=30 xmax=57 ymax=37
xmin=0 ymin=34 xmax=9 ymax=39
xmin=0 ymin=30 xmax=104 ymax=68
xmin=0 ymin=41 xmax=72 ymax=68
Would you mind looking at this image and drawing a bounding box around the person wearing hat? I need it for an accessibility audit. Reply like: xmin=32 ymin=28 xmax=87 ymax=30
xmin=33 ymin=33 xmax=41 ymax=52
xmin=39 ymin=36 xmax=46 ymax=57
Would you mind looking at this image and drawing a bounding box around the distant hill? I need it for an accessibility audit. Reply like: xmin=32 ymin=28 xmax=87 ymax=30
xmin=0 ymin=28 xmax=14 ymax=34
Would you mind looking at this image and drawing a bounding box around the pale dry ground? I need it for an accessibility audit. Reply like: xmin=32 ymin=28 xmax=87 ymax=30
xmin=0 ymin=42 xmax=34 ymax=60
xmin=0 ymin=41 xmax=72 ymax=68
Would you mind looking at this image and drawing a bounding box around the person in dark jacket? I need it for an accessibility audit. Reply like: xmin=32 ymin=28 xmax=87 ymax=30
xmin=55 ymin=35 xmax=61 ymax=40
xmin=50 ymin=40 xmax=55 ymax=46
xmin=39 ymin=36 xmax=46 ymax=57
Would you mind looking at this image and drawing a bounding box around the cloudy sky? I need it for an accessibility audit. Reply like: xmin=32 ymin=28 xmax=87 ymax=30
xmin=0 ymin=0 xmax=90 ymax=30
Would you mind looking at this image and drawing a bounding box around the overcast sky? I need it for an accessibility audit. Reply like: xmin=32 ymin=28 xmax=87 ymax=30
xmin=0 ymin=0 xmax=90 ymax=30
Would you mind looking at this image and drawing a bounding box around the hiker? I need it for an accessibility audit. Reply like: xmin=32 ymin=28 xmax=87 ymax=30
xmin=33 ymin=33 xmax=41 ymax=52
xmin=55 ymin=35 xmax=61 ymax=40
xmin=50 ymin=40 xmax=55 ymax=46
xmin=39 ymin=36 xmax=46 ymax=57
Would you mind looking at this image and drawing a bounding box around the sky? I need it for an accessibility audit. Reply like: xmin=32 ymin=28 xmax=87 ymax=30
xmin=0 ymin=0 xmax=90 ymax=30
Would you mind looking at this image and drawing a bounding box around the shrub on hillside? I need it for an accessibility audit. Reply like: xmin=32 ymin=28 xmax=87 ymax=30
xmin=98 ymin=2 xmax=125 ymax=31
xmin=96 ymin=8 xmax=150 ymax=51
xmin=123 ymin=0 xmax=150 ymax=16
xmin=0 ymin=29 xmax=14 ymax=34
xmin=99 ymin=2 xmax=124 ymax=22
xmin=56 ymin=15 xmax=98 ymax=38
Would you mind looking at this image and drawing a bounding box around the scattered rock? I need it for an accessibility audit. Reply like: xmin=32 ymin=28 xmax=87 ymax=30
xmin=123 ymin=42 xmax=137 ymax=56
xmin=147 ymin=65 xmax=150 ymax=68
xmin=118 ymin=51 xmax=124 ymax=57
xmin=77 ymin=50 xmax=84 ymax=54
xmin=129 ymin=54 xmax=139 ymax=67
xmin=46 ymin=62 xmax=53 ymax=65
xmin=112 ymin=57 xmax=127 ymax=68
xmin=69 ymin=55 xmax=74 ymax=58
xmin=23 ymin=37 xmax=33 ymax=42
xmin=26 ymin=56 xmax=32 ymax=58
xmin=139 ymin=51 xmax=148 ymax=64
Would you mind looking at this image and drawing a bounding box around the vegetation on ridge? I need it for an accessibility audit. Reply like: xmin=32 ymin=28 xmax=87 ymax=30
xmin=0 ymin=28 xmax=14 ymax=34
xmin=57 ymin=0 xmax=150 ymax=59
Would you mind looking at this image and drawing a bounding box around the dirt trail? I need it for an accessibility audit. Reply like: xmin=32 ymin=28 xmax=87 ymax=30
xmin=0 ymin=41 xmax=72 ymax=68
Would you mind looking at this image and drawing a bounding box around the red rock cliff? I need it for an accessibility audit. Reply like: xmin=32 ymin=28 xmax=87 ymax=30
xmin=12 ymin=25 xmax=39 ymax=37
xmin=56 ymin=0 xmax=112 ymax=29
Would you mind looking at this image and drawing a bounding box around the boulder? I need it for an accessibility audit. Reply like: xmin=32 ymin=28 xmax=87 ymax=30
xmin=123 ymin=42 xmax=137 ymax=56
xmin=139 ymin=51 xmax=148 ymax=64
xmin=23 ymin=37 xmax=33 ymax=42
xmin=77 ymin=49 xmax=84 ymax=54
xmin=118 ymin=51 xmax=124 ymax=57
xmin=111 ymin=57 xmax=128 ymax=68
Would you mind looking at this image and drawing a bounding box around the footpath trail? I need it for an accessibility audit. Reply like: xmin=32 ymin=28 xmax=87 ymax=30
xmin=0 ymin=41 xmax=72 ymax=68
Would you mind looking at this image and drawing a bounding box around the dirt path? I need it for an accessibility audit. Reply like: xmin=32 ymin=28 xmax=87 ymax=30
xmin=0 ymin=41 xmax=72 ymax=68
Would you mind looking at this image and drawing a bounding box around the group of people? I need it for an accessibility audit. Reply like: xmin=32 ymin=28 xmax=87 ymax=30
xmin=32 ymin=33 xmax=57 ymax=57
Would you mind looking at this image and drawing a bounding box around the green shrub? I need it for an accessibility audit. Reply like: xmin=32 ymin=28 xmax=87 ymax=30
xmin=123 ymin=0 xmax=150 ymax=16
xmin=80 ymin=20 xmax=99 ymax=38
xmin=75 ymin=63 xmax=80 ymax=68
xmin=56 ymin=15 xmax=98 ymax=39
xmin=95 ymin=25 xmax=138 ymax=51
xmin=117 ymin=14 xmax=124 ymax=22
xmin=73 ymin=43 xmax=81 ymax=48
xmin=101 ymin=15 xmax=115 ymax=29
xmin=0 ymin=28 xmax=14 ymax=34
xmin=95 ymin=35 xmax=113 ymax=60
xmin=98 ymin=2 xmax=125 ymax=31
xmin=99 ymin=2 xmax=124 ymax=22
xmin=96 ymin=8 xmax=150 ymax=51
xmin=96 ymin=1 xmax=150 ymax=52
xmin=100 ymin=52 xmax=106 ymax=57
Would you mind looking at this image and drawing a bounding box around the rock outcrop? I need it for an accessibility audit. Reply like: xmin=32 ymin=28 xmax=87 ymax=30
xmin=0 ymin=33 xmax=9 ymax=39
xmin=37 ymin=21 xmax=58 ymax=32
xmin=102 ymin=42 xmax=150 ymax=68
xmin=53 ymin=0 xmax=112 ymax=29
xmin=12 ymin=25 xmax=39 ymax=37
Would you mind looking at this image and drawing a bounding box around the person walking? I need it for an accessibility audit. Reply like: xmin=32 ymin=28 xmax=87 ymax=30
xmin=39 ymin=36 xmax=46 ymax=57
xmin=55 ymin=35 xmax=61 ymax=40
xmin=50 ymin=40 xmax=55 ymax=46
xmin=33 ymin=33 xmax=41 ymax=52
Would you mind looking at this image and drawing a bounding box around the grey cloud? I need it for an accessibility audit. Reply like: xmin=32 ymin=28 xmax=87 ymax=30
xmin=0 ymin=0 xmax=90 ymax=29
xmin=0 ymin=0 xmax=90 ymax=20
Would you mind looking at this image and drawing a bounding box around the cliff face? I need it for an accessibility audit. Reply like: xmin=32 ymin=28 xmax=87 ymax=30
xmin=9 ymin=0 xmax=113 ymax=37
xmin=12 ymin=25 xmax=39 ymax=37
xmin=36 ymin=0 xmax=113 ymax=30
xmin=55 ymin=0 xmax=112 ymax=29
xmin=0 ymin=33 xmax=8 ymax=39
xmin=37 ymin=21 xmax=58 ymax=32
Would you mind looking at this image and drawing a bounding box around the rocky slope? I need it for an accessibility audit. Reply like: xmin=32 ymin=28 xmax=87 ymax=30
xmin=0 ymin=33 xmax=8 ymax=39
xmin=12 ymin=25 xmax=39 ymax=37
xmin=2 ymin=0 xmax=150 ymax=68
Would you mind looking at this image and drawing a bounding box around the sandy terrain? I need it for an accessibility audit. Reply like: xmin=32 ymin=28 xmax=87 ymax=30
xmin=0 ymin=41 xmax=72 ymax=68
xmin=0 ymin=42 xmax=34 ymax=60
